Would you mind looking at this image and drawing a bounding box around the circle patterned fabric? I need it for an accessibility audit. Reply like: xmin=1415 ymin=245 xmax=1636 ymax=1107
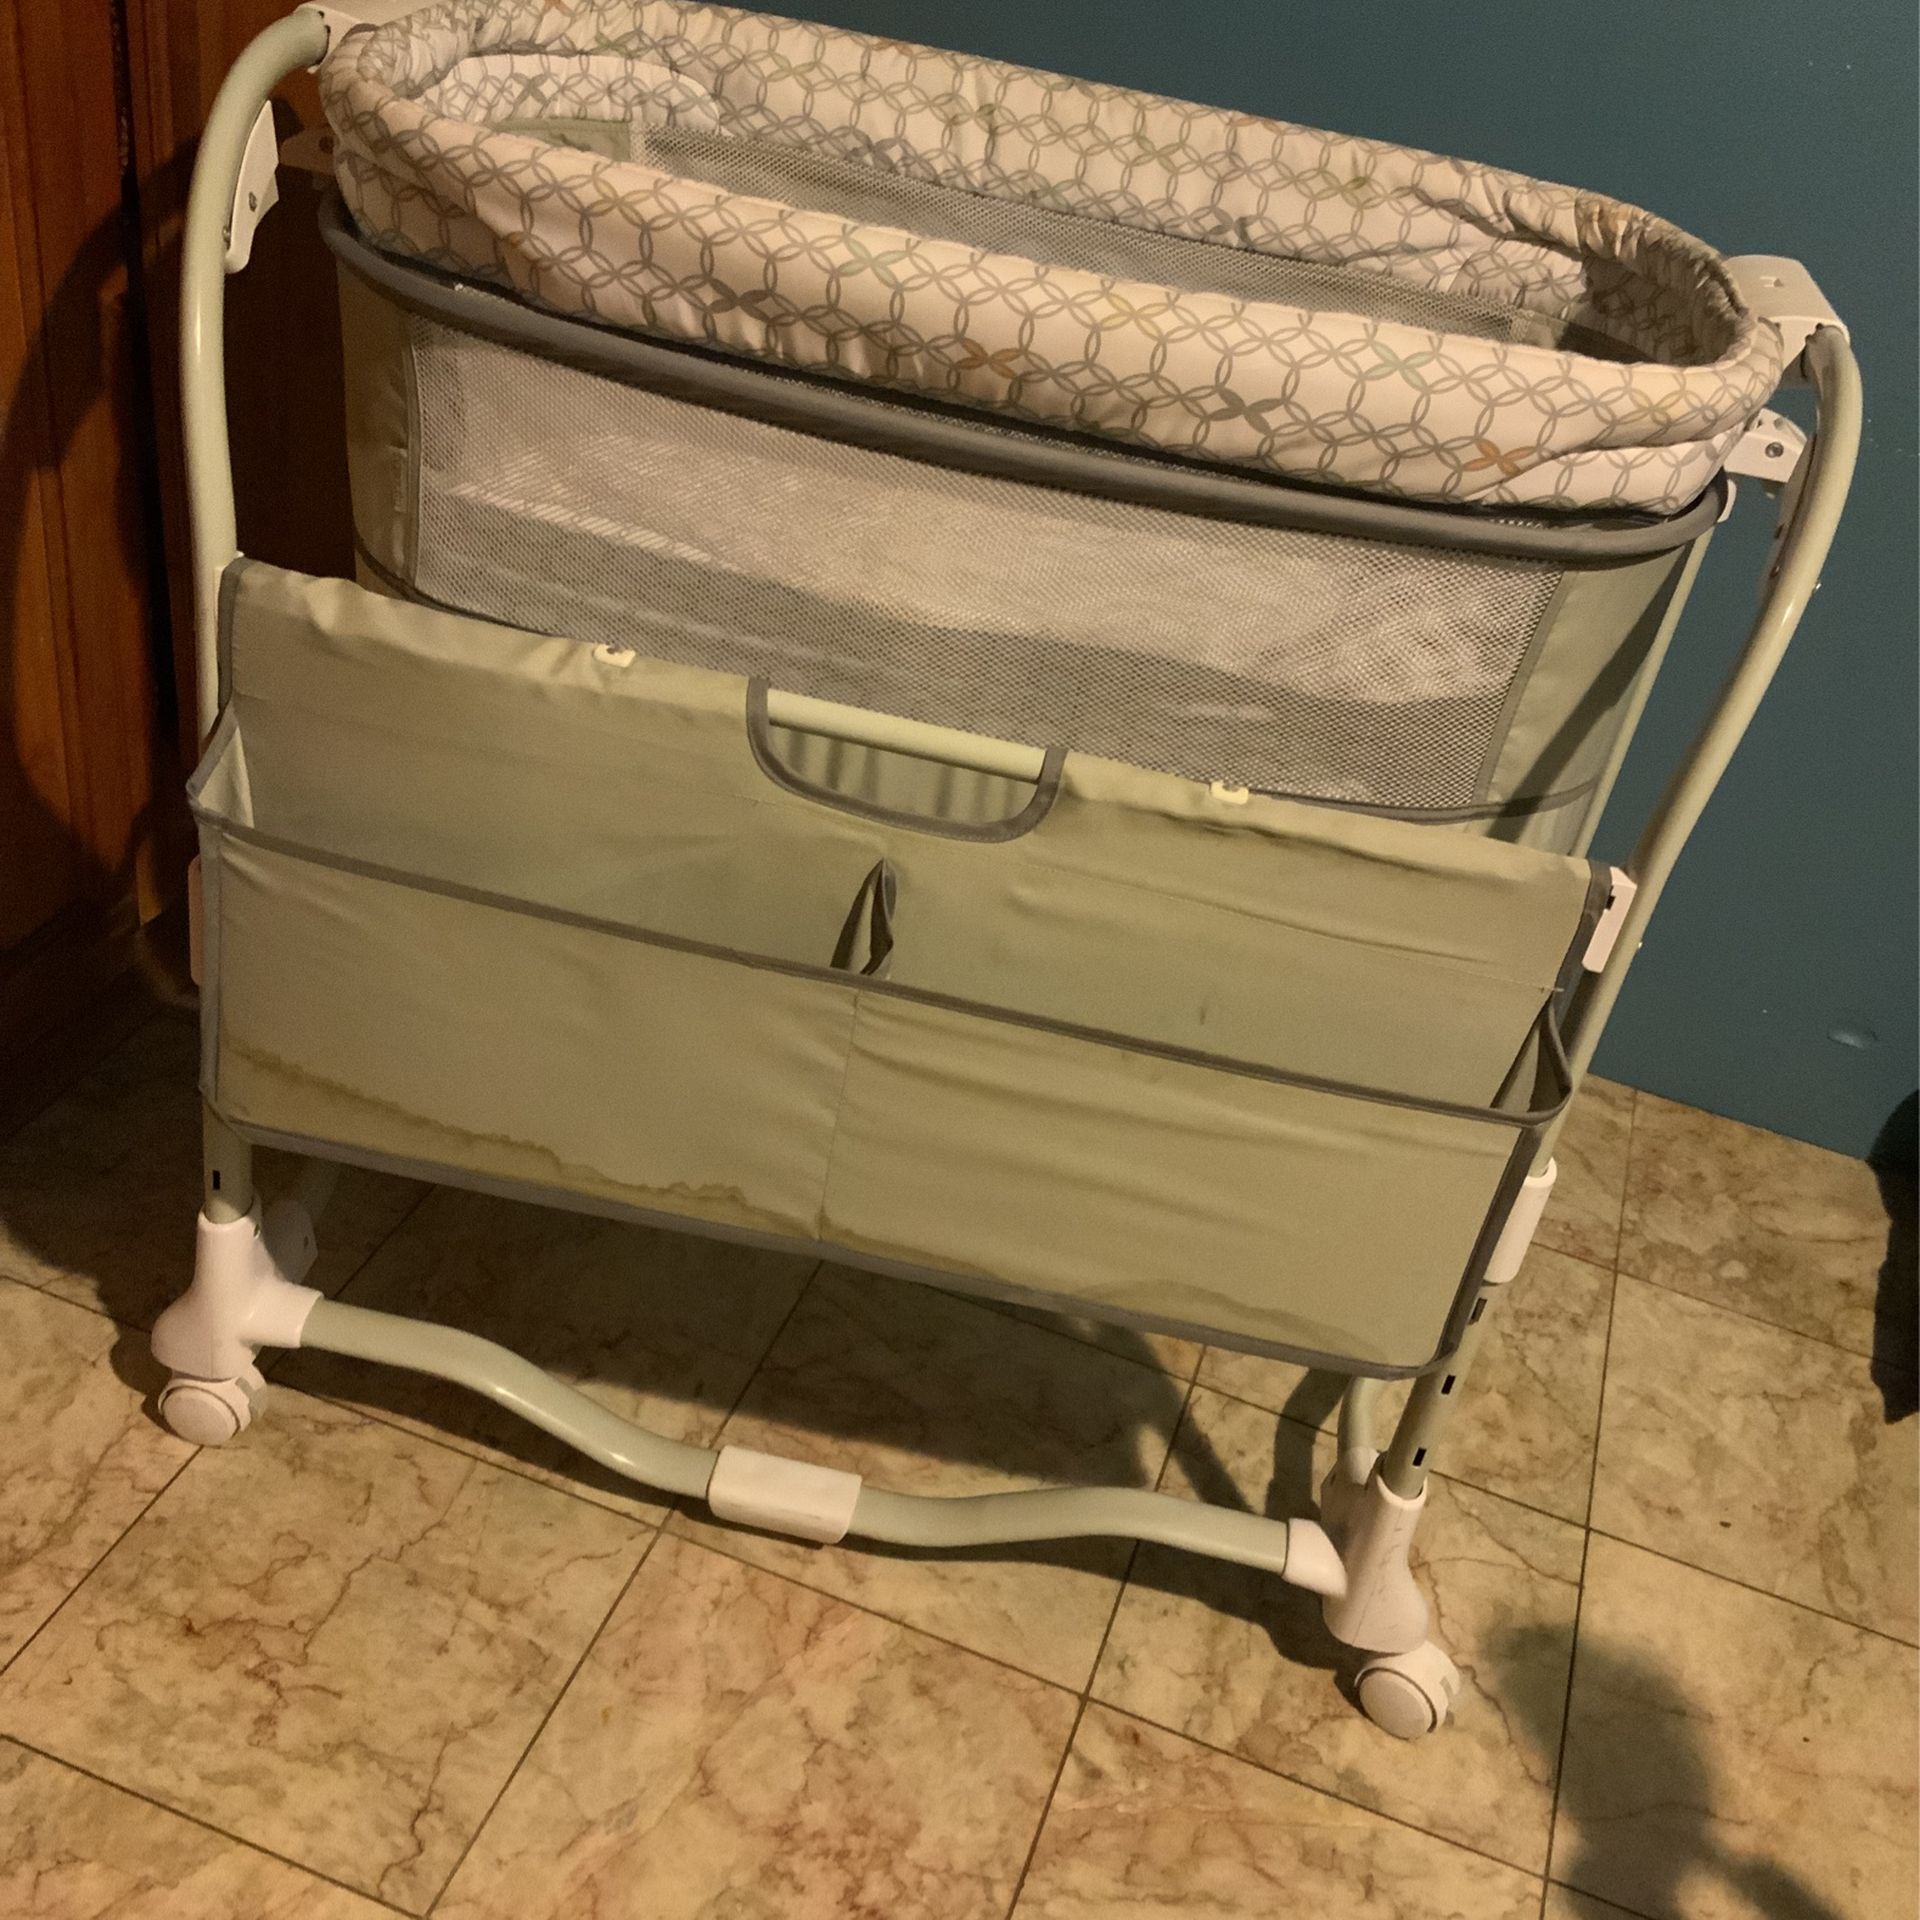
xmin=321 ymin=0 xmax=1783 ymax=514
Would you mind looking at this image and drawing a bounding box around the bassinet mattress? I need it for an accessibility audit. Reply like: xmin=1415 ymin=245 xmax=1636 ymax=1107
xmin=321 ymin=1 xmax=1782 ymax=514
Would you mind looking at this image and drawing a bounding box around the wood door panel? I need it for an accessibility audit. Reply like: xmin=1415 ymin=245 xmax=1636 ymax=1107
xmin=0 ymin=51 xmax=81 ymax=952
xmin=0 ymin=0 xmax=167 ymax=1051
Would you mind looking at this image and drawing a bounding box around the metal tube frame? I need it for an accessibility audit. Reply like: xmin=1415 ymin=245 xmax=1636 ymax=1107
xmin=177 ymin=8 xmax=1862 ymax=1575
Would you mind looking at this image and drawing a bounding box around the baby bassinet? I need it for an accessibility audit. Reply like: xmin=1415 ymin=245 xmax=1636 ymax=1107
xmin=155 ymin=1 xmax=1858 ymax=1742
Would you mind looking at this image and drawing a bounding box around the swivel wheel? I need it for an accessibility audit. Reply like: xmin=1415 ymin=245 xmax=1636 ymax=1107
xmin=157 ymin=1365 xmax=266 ymax=1445
xmin=1355 ymin=1642 xmax=1461 ymax=1740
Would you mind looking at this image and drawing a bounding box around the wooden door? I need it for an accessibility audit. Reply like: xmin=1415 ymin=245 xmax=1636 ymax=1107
xmin=0 ymin=0 xmax=170 ymax=1066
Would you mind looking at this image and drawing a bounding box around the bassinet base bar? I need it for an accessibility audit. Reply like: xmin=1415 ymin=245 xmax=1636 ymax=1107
xmin=148 ymin=1167 xmax=1517 ymax=1739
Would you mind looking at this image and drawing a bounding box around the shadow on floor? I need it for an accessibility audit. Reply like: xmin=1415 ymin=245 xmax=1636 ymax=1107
xmin=1497 ymin=1621 xmax=1847 ymax=1920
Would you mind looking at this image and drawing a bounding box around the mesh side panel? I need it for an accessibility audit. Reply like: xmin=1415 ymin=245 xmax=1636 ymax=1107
xmin=637 ymin=129 xmax=1612 ymax=353
xmin=407 ymin=319 xmax=1560 ymax=810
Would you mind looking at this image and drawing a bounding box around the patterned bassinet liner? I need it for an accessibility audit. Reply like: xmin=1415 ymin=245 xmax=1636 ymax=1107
xmin=322 ymin=0 xmax=1781 ymax=515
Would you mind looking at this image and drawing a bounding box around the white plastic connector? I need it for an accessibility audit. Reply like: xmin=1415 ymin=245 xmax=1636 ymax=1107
xmin=1280 ymin=1518 xmax=1347 ymax=1599
xmin=1486 ymin=1159 xmax=1557 ymax=1288
xmin=1208 ymin=780 xmax=1252 ymax=806
xmin=151 ymin=1201 xmax=323 ymax=1381
xmin=1582 ymin=867 xmax=1638 ymax=972
xmin=224 ymin=102 xmax=281 ymax=273
xmin=302 ymin=3 xmax=417 ymax=47
xmin=705 ymin=1445 xmax=863 ymax=1544
xmin=1726 ymin=256 xmax=1849 ymax=373
xmin=1320 ymin=1468 xmax=1431 ymax=1656
xmin=1726 ymin=408 xmax=1809 ymax=488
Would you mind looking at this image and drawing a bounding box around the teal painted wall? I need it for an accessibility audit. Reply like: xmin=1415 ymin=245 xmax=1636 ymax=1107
xmin=794 ymin=0 xmax=1918 ymax=1154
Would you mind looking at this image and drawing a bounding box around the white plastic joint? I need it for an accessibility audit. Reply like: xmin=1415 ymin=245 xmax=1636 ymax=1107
xmin=1320 ymin=1468 xmax=1430 ymax=1656
xmin=224 ymin=102 xmax=281 ymax=273
xmin=1280 ymin=1518 xmax=1347 ymax=1599
xmin=1725 ymin=409 xmax=1809 ymax=489
xmin=1582 ymin=867 xmax=1638 ymax=972
xmin=705 ymin=1446 xmax=863 ymax=1545
xmin=150 ymin=1201 xmax=324 ymax=1381
xmin=1486 ymin=1159 xmax=1557 ymax=1288
xmin=1726 ymin=256 xmax=1848 ymax=367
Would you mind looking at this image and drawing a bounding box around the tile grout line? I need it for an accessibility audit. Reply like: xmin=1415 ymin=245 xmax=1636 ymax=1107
xmin=1098 ymin=1699 xmax=1562 ymax=1886
xmin=424 ymin=1524 xmax=668 ymax=1916
xmin=288 ymin=1247 xmax=831 ymax=1532
xmin=662 ymin=1515 xmax=1099 ymax=1694
xmin=1537 ymin=1086 xmax=1632 ymax=1916
xmin=964 ymin=1288 xmax=1206 ymax=1385
xmin=1541 ymin=1524 xmax=1596 ymax=1908
xmin=0 ymin=1445 xmax=198 ymax=1686
xmin=1000 ymin=1370 xmax=1196 ymax=1920
xmin=1583 ymin=1525 xmax=1920 ymax=1652
xmin=1612 ymin=1080 xmax=1881 ymax=1361
xmin=1606 ymin=1083 xmax=1639 ymax=1276
xmin=1002 ymin=1363 xmax=1205 ymax=1916
xmin=1607 ymin=1260 xmax=1876 ymax=1363
xmin=284 ymin=1382 xmax=675 ymax=1525
xmin=1 ymin=1735 xmax=418 ymax=1918
xmin=668 ymin=1489 xmax=1566 ymax=1881
xmin=705 ymin=1258 xmax=827 ymax=1445
xmin=1593 ymin=1094 xmax=1916 ymax=1649
xmin=1199 ymin=1377 xmax=1588 ymax=1536
xmin=1000 ymin=1693 xmax=1089 ymax=1920
xmin=1080 ymin=1363 xmax=1584 ymax=1884
xmin=1541 ymin=1871 xmax=1670 ymax=1920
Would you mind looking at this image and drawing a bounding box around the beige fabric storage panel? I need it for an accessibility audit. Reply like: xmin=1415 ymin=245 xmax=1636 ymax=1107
xmin=191 ymin=563 xmax=1601 ymax=1372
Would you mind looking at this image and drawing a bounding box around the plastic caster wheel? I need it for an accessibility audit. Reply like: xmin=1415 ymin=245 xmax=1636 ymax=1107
xmin=157 ymin=1365 xmax=266 ymax=1445
xmin=1355 ymin=1642 xmax=1461 ymax=1740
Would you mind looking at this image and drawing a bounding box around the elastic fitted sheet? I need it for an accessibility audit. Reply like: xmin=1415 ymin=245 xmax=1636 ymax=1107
xmin=321 ymin=0 xmax=1782 ymax=512
xmin=191 ymin=562 xmax=1604 ymax=1372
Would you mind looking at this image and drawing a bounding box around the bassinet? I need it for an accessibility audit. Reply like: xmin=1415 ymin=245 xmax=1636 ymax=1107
xmin=154 ymin=1 xmax=1858 ymax=1741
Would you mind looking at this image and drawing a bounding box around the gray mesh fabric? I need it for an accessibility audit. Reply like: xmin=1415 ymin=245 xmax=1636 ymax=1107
xmin=406 ymin=318 xmax=1560 ymax=810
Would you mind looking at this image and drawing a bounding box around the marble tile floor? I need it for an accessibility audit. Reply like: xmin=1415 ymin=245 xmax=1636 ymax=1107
xmin=1 ymin=1011 xmax=1913 ymax=1919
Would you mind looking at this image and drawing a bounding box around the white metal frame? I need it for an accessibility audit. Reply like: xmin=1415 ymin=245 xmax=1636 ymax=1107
xmin=156 ymin=6 xmax=1862 ymax=1742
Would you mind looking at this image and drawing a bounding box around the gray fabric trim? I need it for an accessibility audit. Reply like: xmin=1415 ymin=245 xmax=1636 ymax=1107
xmin=214 ymin=559 xmax=254 ymax=717
xmin=219 ymin=1114 xmax=1492 ymax=1378
xmin=184 ymin=705 xmax=240 ymax=809
xmin=1256 ymin=777 xmax=1600 ymax=825
xmin=191 ymin=800 xmax=1572 ymax=1130
xmin=746 ymin=680 xmax=1064 ymax=841
xmin=320 ymin=198 xmax=1724 ymax=563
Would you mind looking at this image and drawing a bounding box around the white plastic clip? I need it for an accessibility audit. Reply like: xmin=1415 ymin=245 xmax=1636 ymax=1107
xmin=1582 ymin=866 xmax=1638 ymax=973
xmin=706 ymin=1446 xmax=863 ymax=1545
xmin=1486 ymin=1160 xmax=1556 ymax=1287
xmin=1208 ymin=780 xmax=1252 ymax=806
xmin=1725 ymin=408 xmax=1808 ymax=489
xmin=1725 ymin=256 xmax=1848 ymax=375
xmin=225 ymin=102 xmax=280 ymax=273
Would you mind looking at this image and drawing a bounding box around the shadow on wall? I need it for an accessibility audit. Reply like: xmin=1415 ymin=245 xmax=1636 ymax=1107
xmin=1869 ymin=1092 xmax=1918 ymax=1423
